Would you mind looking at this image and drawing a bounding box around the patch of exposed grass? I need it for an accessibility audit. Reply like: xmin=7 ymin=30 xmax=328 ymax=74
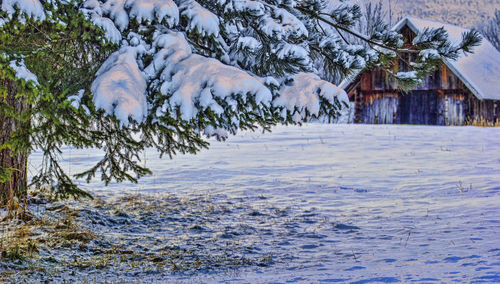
xmin=0 ymin=191 xmax=339 ymax=282
xmin=0 ymin=193 xmax=294 ymax=282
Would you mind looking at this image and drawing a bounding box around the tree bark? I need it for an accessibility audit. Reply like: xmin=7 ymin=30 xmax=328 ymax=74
xmin=0 ymin=78 xmax=29 ymax=205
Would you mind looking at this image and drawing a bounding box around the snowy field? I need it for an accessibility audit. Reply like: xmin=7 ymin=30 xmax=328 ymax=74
xmin=29 ymin=124 xmax=500 ymax=282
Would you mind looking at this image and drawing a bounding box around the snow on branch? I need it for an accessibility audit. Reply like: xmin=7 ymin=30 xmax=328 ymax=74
xmin=9 ymin=59 xmax=39 ymax=84
xmin=227 ymin=0 xmax=265 ymax=16
xmin=91 ymin=47 xmax=148 ymax=126
xmin=1 ymin=0 xmax=45 ymax=21
xmin=128 ymin=0 xmax=178 ymax=26
xmin=259 ymin=12 xmax=305 ymax=41
xmin=274 ymin=72 xmax=348 ymax=123
xmin=82 ymin=0 xmax=179 ymax=40
xmin=146 ymin=32 xmax=272 ymax=121
xmin=179 ymin=0 xmax=220 ymax=37
xmin=87 ymin=11 xmax=123 ymax=44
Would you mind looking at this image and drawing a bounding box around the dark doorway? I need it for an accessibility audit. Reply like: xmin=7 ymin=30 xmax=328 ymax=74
xmin=397 ymin=91 xmax=439 ymax=125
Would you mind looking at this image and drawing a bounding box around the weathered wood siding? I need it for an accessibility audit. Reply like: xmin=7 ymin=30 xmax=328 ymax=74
xmin=360 ymin=93 xmax=398 ymax=124
xmin=347 ymin=65 xmax=499 ymax=126
xmin=464 ymin=94 xmax=500 ymax=125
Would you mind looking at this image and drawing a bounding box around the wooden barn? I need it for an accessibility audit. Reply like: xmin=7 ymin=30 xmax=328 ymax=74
xmin=340 ymin=17 xmax=500 ymax=126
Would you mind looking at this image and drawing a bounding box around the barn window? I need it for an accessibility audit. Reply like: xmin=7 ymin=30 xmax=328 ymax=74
xmin=398 ymin=53 xmax=417 ymax=73
xmin=426 ymin=68 xmax=441 ymax=89
xmin=448 ymin=75 xmax=456 ymax=89
xmin=400 ymin=26 xmax=416 ymax=47
xmin=432 ymin=68 xmax=441 ymax=88
xmin=373 ymin=68 xmax=386 ymax=89
xmin=398 ymin=53 xmax=410 ymax=72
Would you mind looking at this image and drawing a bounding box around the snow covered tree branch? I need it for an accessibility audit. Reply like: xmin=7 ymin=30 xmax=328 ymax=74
xmin=0 ymin=0 xmax=481 ymax=200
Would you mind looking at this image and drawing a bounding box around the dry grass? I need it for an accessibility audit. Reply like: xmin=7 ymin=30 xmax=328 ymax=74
xmin=466 ymin=118 xmax=500 ymax=127
xmin=0 ymin=197 xmax=97 ymax=264
xmin=0 ymin=192 xmax=283 ymax=282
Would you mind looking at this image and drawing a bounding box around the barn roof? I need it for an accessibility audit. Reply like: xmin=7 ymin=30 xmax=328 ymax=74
xmin=339 ymin=17 xmax=500 ymax=100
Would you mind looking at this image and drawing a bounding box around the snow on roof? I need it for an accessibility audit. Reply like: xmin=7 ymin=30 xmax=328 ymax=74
xmin=340 ymin=17 xmax=500 ymax=101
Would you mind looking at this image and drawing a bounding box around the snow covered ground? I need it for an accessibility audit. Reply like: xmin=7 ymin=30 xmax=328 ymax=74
xmin=29 ymin=124 xmax=500 ymax=282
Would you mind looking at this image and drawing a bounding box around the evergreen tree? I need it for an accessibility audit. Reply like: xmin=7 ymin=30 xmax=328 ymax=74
xmin=0 ymin=0 xmax=481 ymax=203
xmin=479 ymin=10 xmax=500 ymax=51
xmin=1 ymin=1 xmax=115 ymax=203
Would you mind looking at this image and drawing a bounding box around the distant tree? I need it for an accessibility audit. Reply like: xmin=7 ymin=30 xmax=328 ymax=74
xmin=358 ymin=0 xmax=395 ymax=42
xmin=0 ymin=0 xmax=481 ymax=205
xmin=479 ymin=10 xmax=500 ymax=51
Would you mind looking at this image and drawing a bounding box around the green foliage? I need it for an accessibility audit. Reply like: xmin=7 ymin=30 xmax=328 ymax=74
xmin=0 ymin=0 xmax=116 ymax=199
xmin=0 ymin=168 xmax=15 ymax=184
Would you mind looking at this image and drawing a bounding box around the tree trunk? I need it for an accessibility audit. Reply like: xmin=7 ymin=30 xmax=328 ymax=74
xmin=0 ymin=78 xmax=29 ymax=205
